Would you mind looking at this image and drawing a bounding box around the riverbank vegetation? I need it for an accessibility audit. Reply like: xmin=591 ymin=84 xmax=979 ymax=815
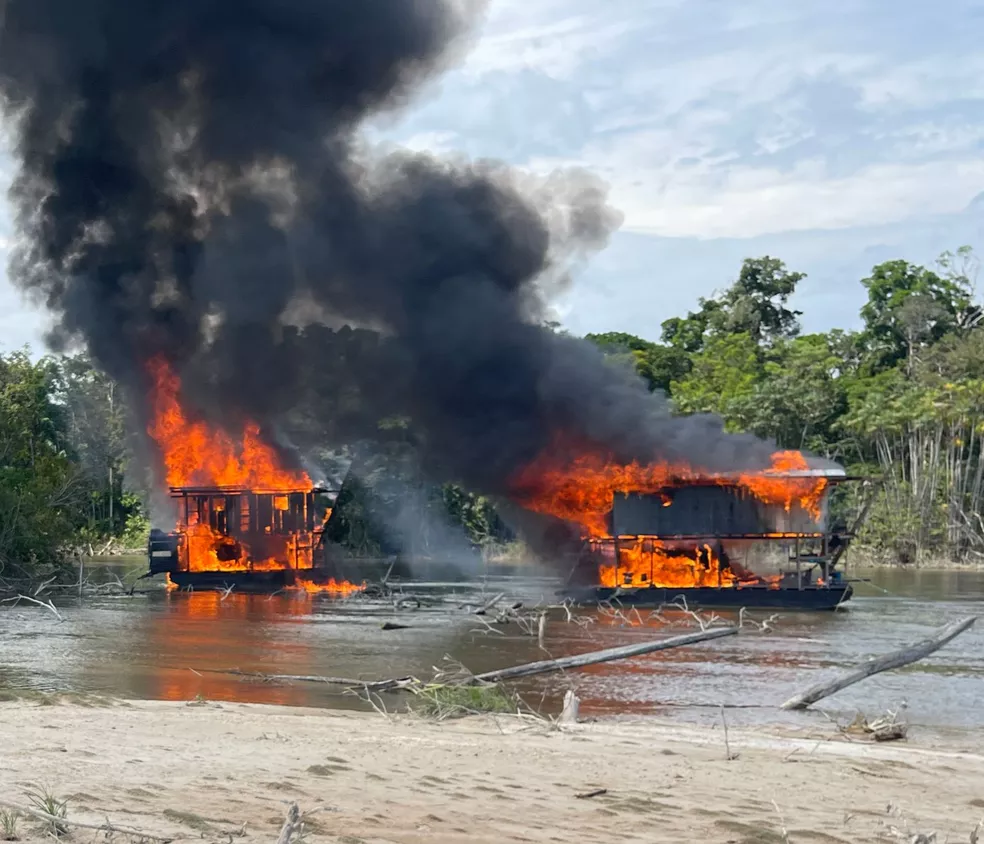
xmin=2 ymin=246 xmax=983 ymax=578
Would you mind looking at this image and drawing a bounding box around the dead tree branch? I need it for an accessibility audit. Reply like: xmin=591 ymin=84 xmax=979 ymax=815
xmin=781 ymin=616 xmax=977 ymax=710
xmin=276 ymin=802 xmax=301 ymax=844
xmin=0 ymin=594 xmax=64 ymax=621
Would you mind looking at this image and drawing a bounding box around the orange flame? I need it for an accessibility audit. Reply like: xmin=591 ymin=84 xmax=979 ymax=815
xmin=597 ymin=538 xmax=781 ymax=591
xmin=293 ymin=577 xmax=367 ymax=596
xmin=147 ymin=356 xmax=312 ymax=491
xmin=511 ymin=440 xmax=827 ymax=538
xmin=181 ymin=522 xmax=305 ymax=573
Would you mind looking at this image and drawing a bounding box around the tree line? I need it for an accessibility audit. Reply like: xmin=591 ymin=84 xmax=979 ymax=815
xmin=2 ymin=246 xmax=981 ymax=578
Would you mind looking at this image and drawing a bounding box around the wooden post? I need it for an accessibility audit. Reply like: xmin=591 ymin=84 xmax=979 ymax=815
xmin=781 ymin=616 xmax=977 ymax=710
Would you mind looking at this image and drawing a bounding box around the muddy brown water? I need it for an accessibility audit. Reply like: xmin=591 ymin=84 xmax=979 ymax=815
xmin=1 ymin=561 xmax=982 ymax=736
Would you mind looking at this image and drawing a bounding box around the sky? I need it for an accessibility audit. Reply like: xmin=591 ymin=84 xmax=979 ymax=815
xmin=3 ymin=0 xmax=984 ymax=354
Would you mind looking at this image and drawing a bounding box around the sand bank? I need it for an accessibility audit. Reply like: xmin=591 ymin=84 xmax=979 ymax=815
xmin=1 ymin=700 xmax=982 ymax=843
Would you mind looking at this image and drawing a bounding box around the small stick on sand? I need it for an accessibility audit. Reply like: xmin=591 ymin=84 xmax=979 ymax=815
xmin=781 ymin=616 xmax=977 ymax=711
xmin=721 ymin=704 xmax=738 ymax=761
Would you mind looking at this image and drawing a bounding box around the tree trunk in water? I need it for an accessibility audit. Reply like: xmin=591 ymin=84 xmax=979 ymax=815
xmin=781 ymin=616 xmax=977 ymax=710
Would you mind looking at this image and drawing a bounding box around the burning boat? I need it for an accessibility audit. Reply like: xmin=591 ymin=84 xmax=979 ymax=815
xmin=147 ymin=484 xmax=362 ymax=592
xmin=515 ymin=449 xmax=863 ymax=610
xmin=144 ymin=358 xmax=363 ymax=594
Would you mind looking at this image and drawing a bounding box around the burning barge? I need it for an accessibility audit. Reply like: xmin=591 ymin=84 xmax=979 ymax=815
xmin=148 ymin=484 xmax=360 ymax=593
xmin=561 ymin=463 xmax=860 ymax=611
xmin=144 ymin=357 xmax=364 ymax=594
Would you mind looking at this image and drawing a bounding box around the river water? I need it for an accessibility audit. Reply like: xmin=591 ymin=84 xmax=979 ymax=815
xmin=1 ymin=562 xmax=982 ymax=735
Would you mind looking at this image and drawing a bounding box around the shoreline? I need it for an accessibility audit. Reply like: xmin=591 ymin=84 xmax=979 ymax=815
xmin=848 ymin=559 xmax=984 ymax=573
xmin=2 ymin=699 xmax=982 ymax=843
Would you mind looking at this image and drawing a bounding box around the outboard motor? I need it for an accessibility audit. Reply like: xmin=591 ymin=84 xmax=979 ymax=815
xmin=148 ymin=528 xmax=180 ymax=574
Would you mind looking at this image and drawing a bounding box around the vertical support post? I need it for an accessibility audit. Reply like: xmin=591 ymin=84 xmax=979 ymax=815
xmin=795 ymin=537 xmax=801 ymax=590
xmin=614 ymin=537 xmax=622 ymax=587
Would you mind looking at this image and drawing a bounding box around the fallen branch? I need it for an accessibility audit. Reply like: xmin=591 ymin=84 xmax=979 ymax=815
xmin=469 ymin=625 xmax=738 ymax=684
xmin=0 ymin=594 xmax=64 ymax=622
xmin=196 ymin=667 xmax=413 ymax=692
xmin=781 ymin=616 xmax=977 ymax=710
xmin=276 ymin=802 xmax=301 ymax=844
xmin=575 ymin=789 xmax=607 ymax=800
xmin=0 ymin=797 xmax=177 ymax=842
xmin=473 ymin=592 xmax=506 ymax=615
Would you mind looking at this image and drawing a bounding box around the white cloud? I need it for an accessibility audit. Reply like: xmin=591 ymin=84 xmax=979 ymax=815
xmin=615 ymin=159 xmax=984 ymax=239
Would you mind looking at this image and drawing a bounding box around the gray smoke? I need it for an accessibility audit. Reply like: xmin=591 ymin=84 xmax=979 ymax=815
xmin=0 ymin=0 xmax=782 ymax=543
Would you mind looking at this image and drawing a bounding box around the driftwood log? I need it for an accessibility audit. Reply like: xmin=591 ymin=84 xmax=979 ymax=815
xmin=781 ymin=616 xmax=977 ymax=711
xmin=470 ymin=625 xmax=738 ymax=684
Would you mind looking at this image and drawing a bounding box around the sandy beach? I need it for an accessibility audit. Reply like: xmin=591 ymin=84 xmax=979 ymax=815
xmin=1 ymin=699 xmax=982 ymax=844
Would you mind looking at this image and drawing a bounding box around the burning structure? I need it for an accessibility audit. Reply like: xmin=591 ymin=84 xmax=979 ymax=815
xmin=514 ymin=449 xmax=859 ymax=609
xmin=145 ymin=358 xmax=361 ymax=593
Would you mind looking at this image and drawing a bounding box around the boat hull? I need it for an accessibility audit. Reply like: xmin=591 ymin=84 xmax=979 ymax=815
xmin=566 ymin=583 xmax=853 ymax=610
xmin=168 ymin=570 xmax=293 ymax=592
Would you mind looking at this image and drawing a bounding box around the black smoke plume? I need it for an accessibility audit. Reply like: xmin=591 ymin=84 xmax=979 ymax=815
xmin=0 ymin=0 xmax=786 ymax=546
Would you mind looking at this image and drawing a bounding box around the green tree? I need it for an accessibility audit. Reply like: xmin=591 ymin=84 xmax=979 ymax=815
xmin=742 ymin=332 xmax=851 ymax=452
xmin=713 ymin=256 xmax=804 ymax=345
xmin=859 ymin=259 xmax=972 ymax=374
xmin=56 ymin=355 xmax=132 ymax=537
xmin=670 ymin=333 xmax=761 ymax=431
xmin=661 ymin=256 xmax=804 ymax=354
xmin=0 ymin=351 xmax=79 ymax=577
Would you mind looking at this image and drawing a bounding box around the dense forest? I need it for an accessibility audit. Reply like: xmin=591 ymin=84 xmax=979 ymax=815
xmin=2 ymin=246 xmax=982 ymax=579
